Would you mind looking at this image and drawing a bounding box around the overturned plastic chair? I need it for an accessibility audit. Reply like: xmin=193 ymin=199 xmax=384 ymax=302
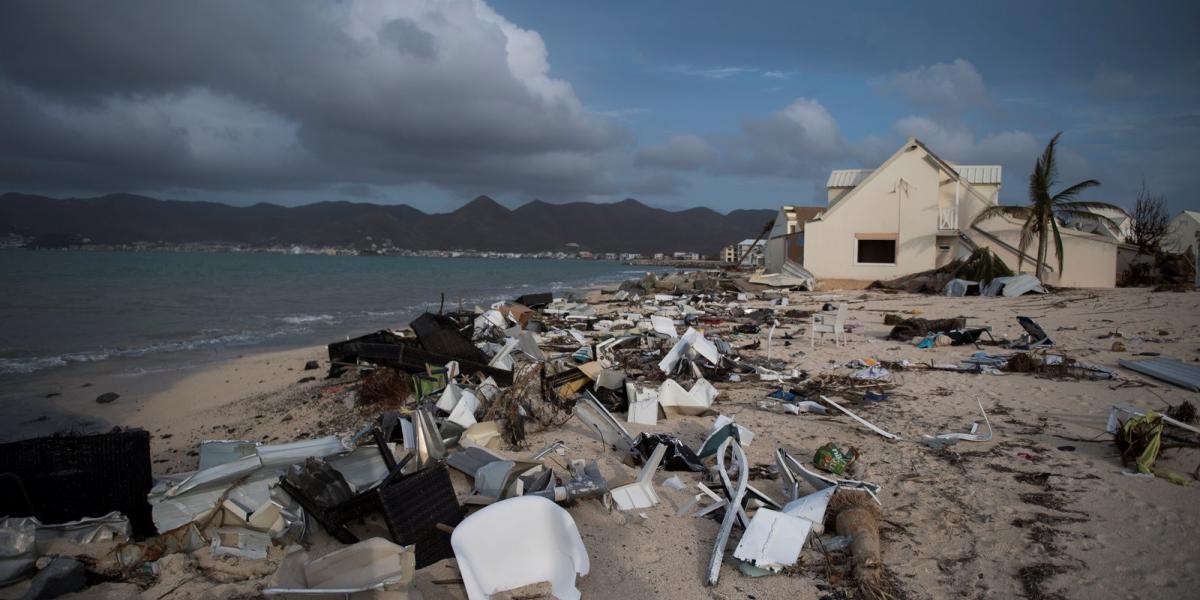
xmin=451 ymin=495 xmax=589 ymax=600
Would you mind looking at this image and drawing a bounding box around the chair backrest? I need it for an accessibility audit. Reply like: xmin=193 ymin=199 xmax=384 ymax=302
xmin=451 ymin=496 xmax=589 ymax=600
xmin=834 ymin=304 xmax=847 ymax=328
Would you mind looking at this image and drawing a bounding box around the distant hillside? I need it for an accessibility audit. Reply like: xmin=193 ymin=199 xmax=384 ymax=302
xmin=0 ymin=193 xmax=777 ymax=254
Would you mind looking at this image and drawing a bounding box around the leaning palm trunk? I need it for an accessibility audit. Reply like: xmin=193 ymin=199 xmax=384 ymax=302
xmin=1036 ymin=224 xmax=1049 ymax=281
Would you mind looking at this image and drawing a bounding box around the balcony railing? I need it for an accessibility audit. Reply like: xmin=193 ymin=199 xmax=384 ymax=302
xmin=938 ymin=207 xmax=958 ymax=230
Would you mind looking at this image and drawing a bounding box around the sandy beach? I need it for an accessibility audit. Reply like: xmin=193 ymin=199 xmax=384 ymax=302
xmin=8 ymin=285 xmax=1199 ymax=600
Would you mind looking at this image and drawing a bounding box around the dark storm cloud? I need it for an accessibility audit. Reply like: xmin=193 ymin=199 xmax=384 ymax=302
xmin=0 ymin=0 xmax=627 ymax=199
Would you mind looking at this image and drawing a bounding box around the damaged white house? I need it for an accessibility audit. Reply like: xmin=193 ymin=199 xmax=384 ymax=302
xmin=763 ymin=138 xmax=1121 ymax=288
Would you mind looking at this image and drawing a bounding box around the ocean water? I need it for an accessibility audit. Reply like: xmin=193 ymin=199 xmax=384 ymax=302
xmin=0 ymin=251 xmax=654 ymax=379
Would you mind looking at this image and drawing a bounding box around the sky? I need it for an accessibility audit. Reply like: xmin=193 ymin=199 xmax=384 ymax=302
xmin=0 ymin=0 xmax=1197 ymax=214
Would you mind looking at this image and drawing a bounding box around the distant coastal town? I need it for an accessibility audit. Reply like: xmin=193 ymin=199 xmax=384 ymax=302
xmin=0 ymin=233 xmax=714 ymax=263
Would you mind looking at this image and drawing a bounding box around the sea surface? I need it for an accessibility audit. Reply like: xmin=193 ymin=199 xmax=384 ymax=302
xmin=0 ymin=250 xmax=656 ymax=379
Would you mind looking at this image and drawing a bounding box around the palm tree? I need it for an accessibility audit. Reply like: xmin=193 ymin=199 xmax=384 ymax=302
xmin=971 ymin=131 xmax=1122 ymax=281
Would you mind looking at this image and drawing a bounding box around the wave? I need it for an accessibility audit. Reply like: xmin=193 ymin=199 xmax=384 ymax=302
xmin=280 ymin=314 xmax=336 ymax=325
xmin=0 ymin=325 xmax=313 ymax=376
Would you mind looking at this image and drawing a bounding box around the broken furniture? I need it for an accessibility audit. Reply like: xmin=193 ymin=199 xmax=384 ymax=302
xmin=328 ymin=330 xmax=513 ymax=385
xmin=277 ymin=437 xmax=464 ymax=569
xmin=810 ymin=303 xmax=847 ymax=347
xmin=609 ymin=443 xmax=665 ymax=511
xmin=410 ymin=312 xmax=486 ymax=364
xmin=0 ymin=429 xmax=155 ymax=538
xmin=513 ymin=292 xmax=554 ymax=309
xmin=1011 ymin=316 xmax=1053 ymax=349
xmin=265 ymin=537 xmax=417 ymax=599
xmin=451 ymin=495 xmax=590 ymax=600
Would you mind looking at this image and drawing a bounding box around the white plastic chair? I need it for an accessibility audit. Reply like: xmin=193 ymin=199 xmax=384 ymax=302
xmin=451 ymin=495 xmax=590 ymax=600
xmin=810 ymin=303 xmax=847 ymax=347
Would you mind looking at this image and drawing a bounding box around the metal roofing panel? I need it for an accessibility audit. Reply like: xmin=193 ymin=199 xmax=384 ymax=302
xmin=1118 ymin=358 xmax=1200 ymax=392
xmin=952 ymin=165 xmax=1002 ymax=184
xmin=826 ymin=169 xmax=871 ymax=188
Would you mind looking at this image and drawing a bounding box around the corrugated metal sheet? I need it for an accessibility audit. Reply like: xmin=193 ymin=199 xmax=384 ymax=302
xmin=827 ymin=164 xmax=1001 ymax=188
xmin=826 ymin=169 xmax=871 ymax=188
xmin=952 ymin=165 xmax=1002 ymax=184
xmin=1118 ymin=358 xmax=1200 ymax=392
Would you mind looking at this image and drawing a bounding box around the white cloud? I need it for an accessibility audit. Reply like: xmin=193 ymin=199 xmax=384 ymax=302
xmin=635 ymin=134 xmax=714 ymax=170
xmin=664 ymin=64 xmax=757 ymax=79
xmin=0 ymin=0 xmax=627 ymax=199
xmin=879 ymin=58 xmax=987 ymax=115
xmin=636 ymin=97 xmax=847 ymax=179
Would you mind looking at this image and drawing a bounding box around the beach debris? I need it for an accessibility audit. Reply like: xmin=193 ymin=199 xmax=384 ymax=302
xmin=14 ymin=556 xmax=86 ymax=600
xmin=732 ymin=508 xmax=810 ymax=573
xmin=982 ymin=273 xmax=1046 ymax=297
xmin=0 ymin=517 xmax=36 ymax=586
xmin=922 ymin=398 xmax=994 ymax=448
xmin=514 ymin=292 xmax=553 ymax=309
xmin=526 ymin=460 xmax=608 ymax=504
xmin=303 ymin=360 xmax=319 ymax=370
xmin=264 ymin=537 xmax=416 ymax=600
xmin=451 ymin=496 xmax=589 ymax=600
xmin=609 ymin=443 xmax=666 ymax=511
xmin=943 ymin=278 xmax=979 ymax=297
xmin=820 ymin=396 xmax=902 ymax=440
xmin=410 ymin=312 xmax=487 ymax=364
xmin=1114 ymin=411 xmax=1193 ymax=486
xmin=211 ymin=527 xmax=270 ymax=559
xmin=631 ymin=433 xmax=705 ymax=472
xmin=574 ymin=391 xmax=635 ymax=453
xmin=696 ymin=415 xmax=754 ymax=459
xmin=1118 ymin=357 xmax=1200 ymax=391
xmin=829 ymin=489 xmax=887 ymax=598
xmin=657 ymin=378 xmax=717 ymax=416
xmin=776 ymin=447 xmax=881 ymax=501
xmin=377 ymin=463 xmax=465 ymax=568
xmin=1007 ymin=316 xmax=1054 ymax=349
xmin=706 ymin=437 xmax=749 ymax=586
xmin=625 ymin=383 xmax=660 ymax=426
xmin=0 ymin=430 xmax=155 ymax=538
xmin=1166 ymin=401 xmax=1197 ymax=424
xmin=813 ymin=443 xmax=859 ymax=475
xmin=658 ymin=327 xmax=721 ymax=374
xmin=886 ymin=317 xmax=966 ymax=341
xmin=781 ymin=485 xmax=836 ymax=533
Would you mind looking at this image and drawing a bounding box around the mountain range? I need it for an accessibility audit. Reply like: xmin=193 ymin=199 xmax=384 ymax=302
xmin=0 ymin=193 xmax=776 ymax=254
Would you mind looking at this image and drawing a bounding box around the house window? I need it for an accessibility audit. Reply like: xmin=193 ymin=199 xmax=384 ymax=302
xmin=857 ymin=239 xmax=896 ymax=264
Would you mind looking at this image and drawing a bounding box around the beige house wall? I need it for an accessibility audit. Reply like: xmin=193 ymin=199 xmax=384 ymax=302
xmin=970 ymin=218 xmax=1118 ymax=288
